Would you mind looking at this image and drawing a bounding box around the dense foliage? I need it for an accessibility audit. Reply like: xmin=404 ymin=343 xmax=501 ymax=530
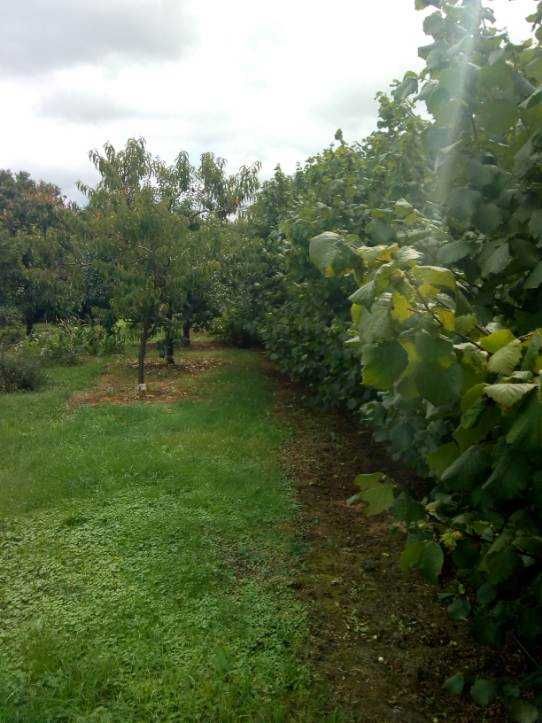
xmin=0 ymin=170 xmax=81 ymax=336
xmin=0 ymin=143 xmax=259 ymax=386
xmin=305 ymin=0 xmax=542 ymax=716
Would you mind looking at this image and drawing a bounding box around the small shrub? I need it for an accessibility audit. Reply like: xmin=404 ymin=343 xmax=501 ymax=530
xmin=13 ymin=319 xmax=130 ymax=366
xmin=0 ymin=325 xmax=25 ymax=350
xmin=0 ymin=307 xmax=25 ymax=350
xmin=22 ymin=325 xmax=80 ymax=365
xmin=100 ymin=319 xmax=131 ymax=354
xmin=0 ymin=351 xmax=46 ymax=392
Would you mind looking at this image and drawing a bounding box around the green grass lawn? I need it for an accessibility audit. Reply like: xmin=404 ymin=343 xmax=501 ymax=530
xmin=0 ymin=347 xmax=328 ymax=721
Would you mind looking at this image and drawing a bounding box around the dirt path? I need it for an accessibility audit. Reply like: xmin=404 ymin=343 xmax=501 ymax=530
xmin=270 ymin=367 xmax=514 ymax=722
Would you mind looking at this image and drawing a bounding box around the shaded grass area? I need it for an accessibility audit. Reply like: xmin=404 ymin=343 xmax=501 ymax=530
xmin=0 ymin=348 xmax=325 ymax=721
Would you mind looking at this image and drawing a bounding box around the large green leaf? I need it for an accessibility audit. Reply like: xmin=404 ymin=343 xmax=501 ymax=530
xmin=427 ymin=442 xmax=459 ymax=476
xmin=454 ymin=406 xmax=500 ymax=451
xmin=423 ymin=12 xmax=443 ymax=37
xmin=448 ymin=597 xmax=471 ymax=621
xmin=456 ymin=314 xmax=478 ymax=335
xmin=511 ymin=238 xmax=539 ymax=268
xmin=309 ymin=232 xmax=355 ymax=277
xmin=529 ymin=209 xmax=542 ymax=241
xmin=480 ymin=242 xmax=510 ymax=277
xmin=470 ymin=678 xmax=497 ymax=707
xmin=523 ymin=331 xmax=542 ymax=371
xmin=524 ymin=261 xmax=542 ymax=289
xmin=400 ymin=539 xmax=444 ymax=584
xmin=478 ymin=99 xmax=517 ymax=135
xmin=526 ymin=53 xmax=542 ymax=83
xmin=349 ymin=281 xmax=375 ymax=307
xmin=418 ymin=541 xmax=445 ymax=584
xmin=459 ymin=344 xmax=489 ymax=381
xmin=437 ymin=240 xmax=472 ymax=265
xmin=392 ymin=492 xmax=425 ymax=523
xmin=461 ymin=382 xmax=486 ymax=412
xmin=441 ymin=444 xmax=490 ymax=484
xmin=443 ymin=673 xmax=465 ymax=696
xmin=475 ymin=203 xmax=503 ymax=235
xmin=353 ymin=472 xmax=395 ymax=516
xmin=359 ymin=298 xmax=393 ymax=344
xmin=415 ymin=330 xmax=455 ymax=365
xmin=479 ymin=328 xmax=515 ymax=353
xmin=509 ymin=700 xmax=540 ymax=723
xmin=395 ymin=72 xmax=419 ymax=101
xmin=487 ymin=339 xmax=522 ymax=375
xmin=460 ymin=397 xmax=485 ymax=429
xmin=520 ymin=86 xmax=542 ymax=110
xmin=483 ymin=453 xmax=531 ymax=500
xmin=362 ymin=341 xmax=408 ymax=390
xmin=507 ymin=394 xmax=542 ymax=449
xmin=415 ymin=361 xmax=463 ymax=406
xmin=485 ymin=547 xmax=519 ymax=585
xmin=485 ymin=383 xmax=536 ymax=408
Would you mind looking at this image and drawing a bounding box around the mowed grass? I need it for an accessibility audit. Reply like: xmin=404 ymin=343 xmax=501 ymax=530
xmin=0 ymin=347 xmax=324 ymax=721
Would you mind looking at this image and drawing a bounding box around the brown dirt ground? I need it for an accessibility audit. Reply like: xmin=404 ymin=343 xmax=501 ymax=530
xmin=69 ymin=355 xmax=222 ymax=407
xmin=269 ymin=366 xmax=525 ymax=723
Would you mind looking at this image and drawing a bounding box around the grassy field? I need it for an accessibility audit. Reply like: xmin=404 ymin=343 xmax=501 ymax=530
xmin=0 ymin=346 xmax=327 ymax=721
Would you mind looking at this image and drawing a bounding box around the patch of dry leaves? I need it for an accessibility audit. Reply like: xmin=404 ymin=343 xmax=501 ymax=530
xmin=70 ymin=357 xmax=222 ymax=408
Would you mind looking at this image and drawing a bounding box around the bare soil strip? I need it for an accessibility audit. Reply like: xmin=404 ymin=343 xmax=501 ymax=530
xmin=271 ymin=367 xmax=517 ymax=722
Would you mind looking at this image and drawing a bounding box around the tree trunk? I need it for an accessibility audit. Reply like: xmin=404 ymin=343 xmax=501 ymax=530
xmin=165 ymin=334 xmax=175 ymax=365
xmin=25 ymin=318 xmax=34 ymax=336
xmin=164 ymin=308 xmax=175 ymax=365
xmin=182 ymin=319 xmax=191 ymax=346
xmin=137 ymin=323 xmax=150 ymax=391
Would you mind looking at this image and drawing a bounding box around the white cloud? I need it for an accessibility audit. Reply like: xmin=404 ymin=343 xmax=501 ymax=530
xmin=0 ymin=0 xmax=535 ymax=202
xmin=38 ymin=90 xmax=147 ymax=124
xmin=0 ymin=0 xmax=192 ymax=75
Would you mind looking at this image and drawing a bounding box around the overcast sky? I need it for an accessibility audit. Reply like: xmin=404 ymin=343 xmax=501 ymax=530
xmin=0 ymin=0 xmax=534 ymax=202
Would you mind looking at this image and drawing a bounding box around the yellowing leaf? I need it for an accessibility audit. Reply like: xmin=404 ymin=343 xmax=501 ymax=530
xmin=418 ymin=282 xmax=439 ymax=298
xmin=479 ymin=328 xmax=515 ymax=353
xmin=394 ymin=198 xmax=414 ymax=217
xmin=400 ymin=338 xmax=421 ymax=375
xmin=412 ymin=265 xmax=456 ymax=290
xmin=391 ymin=292 xmax=413 ymax=322
xmin=351 ymin=303 xmax=363 ymax=325
xmin=357 ymin=245 xmax=394 ymax=268
xmin=436 ymin=308 xmax=455 ymax=331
